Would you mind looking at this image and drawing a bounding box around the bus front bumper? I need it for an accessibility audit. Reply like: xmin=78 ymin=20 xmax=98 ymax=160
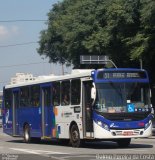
xmin=93 ymin=122 xmax=152 ymax=139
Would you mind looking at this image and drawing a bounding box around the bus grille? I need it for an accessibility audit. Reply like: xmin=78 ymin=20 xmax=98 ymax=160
xmin=96 ymin=111 xmax=150 ymax=121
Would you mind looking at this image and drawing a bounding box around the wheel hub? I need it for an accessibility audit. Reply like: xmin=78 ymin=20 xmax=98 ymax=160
xmin=25 ymin=130 xmax=29 ymax=141
xmin=72 ymin=130 xmax=78 ymax=142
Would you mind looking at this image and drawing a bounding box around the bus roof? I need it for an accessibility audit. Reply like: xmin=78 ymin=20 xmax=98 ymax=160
xmin=4 ymin=68 xmax=147 ymax=89
xmin=5 ymin=69 xmax=92 ymax=89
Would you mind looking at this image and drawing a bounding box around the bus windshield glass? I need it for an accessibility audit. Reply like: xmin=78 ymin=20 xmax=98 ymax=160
xmin=94 ymin=83 xmax=151 ymax=113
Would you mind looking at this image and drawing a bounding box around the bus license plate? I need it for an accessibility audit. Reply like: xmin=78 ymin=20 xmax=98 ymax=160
xmin=123 ymin=131 xmax=133 ymax=136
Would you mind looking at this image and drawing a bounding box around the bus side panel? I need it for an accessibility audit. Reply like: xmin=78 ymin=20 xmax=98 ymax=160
xmin=18 ymin=107 xmax=41 ymax=137
xmin=51 ymin=105 xmax=56 ymax=138
xmin=54 ymin=105 xmax=83 ymax=139
xmin=3 ymin=108 xmax=13 ymax=136
xmin=54 ymin=106 xmax=67 ymax=139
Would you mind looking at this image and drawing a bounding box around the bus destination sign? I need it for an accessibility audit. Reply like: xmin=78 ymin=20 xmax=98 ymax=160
xmin=97 ymin=71 xmax=147 ymax=79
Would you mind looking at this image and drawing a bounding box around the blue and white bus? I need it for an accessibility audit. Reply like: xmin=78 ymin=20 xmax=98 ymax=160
xmin=2 ymin=68 xmax=153 ymax=147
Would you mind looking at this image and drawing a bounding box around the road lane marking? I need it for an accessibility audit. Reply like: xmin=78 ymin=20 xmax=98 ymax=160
xmin=10 ymin=148 xmax=41 ymax=155
xmin=125 ymin=149 xmax=148 ymax=152
xmin=10 ymin=148 xmax=68 ymax=155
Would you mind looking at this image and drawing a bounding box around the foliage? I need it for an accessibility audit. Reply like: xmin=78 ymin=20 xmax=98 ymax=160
xmin=38 ymin=0 xmax=155 ymax=81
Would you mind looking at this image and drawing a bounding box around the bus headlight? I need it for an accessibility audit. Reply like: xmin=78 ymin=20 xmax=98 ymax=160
xmin=97 ymin=121 xmax=110 ymax=131
xmin=145 ymin=120 xmax=152 ymax=130
xmin=97 ymin=121 xmax=102 ymax=126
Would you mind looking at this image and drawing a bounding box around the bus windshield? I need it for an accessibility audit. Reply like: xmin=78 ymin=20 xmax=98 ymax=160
xmin=94 ymin=83 xmax=151 ymax=113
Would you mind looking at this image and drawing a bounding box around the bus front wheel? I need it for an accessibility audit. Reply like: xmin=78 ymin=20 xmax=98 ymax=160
xmin=23 ymin=125 xmax=31 ymax=143
xmin=70 ymin=124 xmax=81 ymax=147
xmin=117 ymin=138 xmax=131 ymax=147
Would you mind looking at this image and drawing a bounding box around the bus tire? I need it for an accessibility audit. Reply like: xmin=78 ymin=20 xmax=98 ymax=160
xmin=117 ymin=138 xmax=131 ymax=147
xmin=23 ymin=124 xmax=31 ymax=143
xmin=70 ymin=124 xmax=81 ymax=147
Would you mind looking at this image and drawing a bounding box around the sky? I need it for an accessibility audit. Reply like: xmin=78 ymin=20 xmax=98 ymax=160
xmin=0 ymin=0 xmax=71 ymax=90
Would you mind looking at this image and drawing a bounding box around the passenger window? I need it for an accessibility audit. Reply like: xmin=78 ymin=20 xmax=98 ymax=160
xmin=52 ymin=82 xmax=60 ymax=106
xmin=20 ymin=87 xmax=30 ymax=107
xmin=30 ymin=85 xmax=40 ymax=107
xmin=44 ymin=87 xmax=51 ymax=107
xmin=61 ymin=81 xmax=70 ymax=106
xmin=71 ymin=79 xmax=81 ymax=105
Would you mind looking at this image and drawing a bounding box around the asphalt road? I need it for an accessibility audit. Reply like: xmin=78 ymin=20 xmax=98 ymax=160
xmin=0 ymin=128 xmax=155 ymax=160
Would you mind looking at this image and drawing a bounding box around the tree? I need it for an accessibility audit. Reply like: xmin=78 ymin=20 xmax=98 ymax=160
xmin=38 ymin=0 xmax=155 ymax=73
xmin=38 ymin=0 xmax=137 ymax=67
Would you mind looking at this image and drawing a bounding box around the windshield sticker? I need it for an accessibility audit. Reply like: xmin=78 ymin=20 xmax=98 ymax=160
xmin=127 ymin=104 xmax=135 ymax=112
xmin=108 ymin=107 xmax=116 ymax=113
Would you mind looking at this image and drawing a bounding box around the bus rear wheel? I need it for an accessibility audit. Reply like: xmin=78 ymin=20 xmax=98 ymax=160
xmin=23 ymin=125 xmax=41 ymax=143
xmin=70 ymin=124 xmax=81 ymax=147
xmin=117 ymin=138 xmax=131 ymax=147
xmin=23 ymin=125 xmax=31 ymax=143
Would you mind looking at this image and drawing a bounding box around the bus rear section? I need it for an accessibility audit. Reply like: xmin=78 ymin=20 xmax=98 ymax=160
xmin=2 ymin=74 xmax=85 ymax=147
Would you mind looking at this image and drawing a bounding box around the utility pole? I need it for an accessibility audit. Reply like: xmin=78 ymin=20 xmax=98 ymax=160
xmin=62 ymin=63 xmax=64 ymax=75
xmin=41 ymin=57 xmax=45 ymax=74
xmin=140 ymin=58 xmax=143 ymax=69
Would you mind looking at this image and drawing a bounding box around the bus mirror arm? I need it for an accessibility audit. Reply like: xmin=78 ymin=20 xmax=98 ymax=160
xmin=150 ymin=89 xmax=152 ymax=98
xmin=151 ymin=106 xmax=154 ymax=115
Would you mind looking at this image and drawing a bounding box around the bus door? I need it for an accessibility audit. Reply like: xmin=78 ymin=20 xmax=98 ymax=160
xmin=82 ymin=80 xmax=94 ymax=138
xmin=41 ymin=84 xmax=52 ymax=137
xmin=12 ymin=89 xmax=20 ymax=136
